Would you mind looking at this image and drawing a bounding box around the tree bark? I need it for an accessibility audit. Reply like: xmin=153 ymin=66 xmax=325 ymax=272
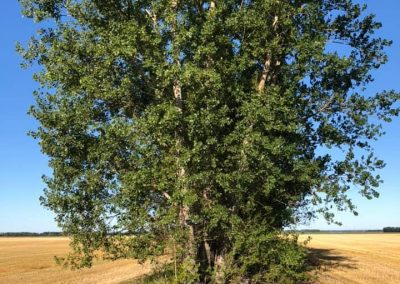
xmin=258 ymin=16 xmax=279 ymax=93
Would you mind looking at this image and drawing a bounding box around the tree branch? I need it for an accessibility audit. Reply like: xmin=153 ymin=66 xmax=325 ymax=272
xmin=258 ymin=16 xmax=279 ymax=93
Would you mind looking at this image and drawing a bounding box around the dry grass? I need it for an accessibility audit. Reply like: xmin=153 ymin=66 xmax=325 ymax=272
xmin=302 ymin=233 xmax=400 ymax=284
xmin=0 ymin=237 xmax=152 ymax=284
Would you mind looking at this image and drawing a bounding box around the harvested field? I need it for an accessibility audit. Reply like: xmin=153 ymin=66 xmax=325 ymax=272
xmin=0 ymin=237 xmax=152 ymax=284
xmin=304 ymin=233 xmax=400 ymax=284
xmin=1 ymin=234 xmax=400 ymax=283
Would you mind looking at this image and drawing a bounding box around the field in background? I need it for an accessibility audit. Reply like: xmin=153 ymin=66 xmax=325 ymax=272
xmin=1 ymin=234 xmax=400 ymax=283
xmin=303 ymin=233 xmax=400 ymax=283
xmin=0 ymin=237 xmax=152 ymax=284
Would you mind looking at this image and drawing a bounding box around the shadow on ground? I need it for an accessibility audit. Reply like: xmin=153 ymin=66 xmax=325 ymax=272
xmin=306 ymin=248 xmax=357 ymax=273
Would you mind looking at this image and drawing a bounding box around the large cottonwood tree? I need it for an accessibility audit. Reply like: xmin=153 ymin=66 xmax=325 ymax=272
xmin=19 ymin=0 xmax=399 ymax=282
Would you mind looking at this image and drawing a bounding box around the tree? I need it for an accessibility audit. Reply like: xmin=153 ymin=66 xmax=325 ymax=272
xmin=19 ymin=0 xmax=399 ymax=282
xmin=383 ymin=227 xmax=400 ymax=233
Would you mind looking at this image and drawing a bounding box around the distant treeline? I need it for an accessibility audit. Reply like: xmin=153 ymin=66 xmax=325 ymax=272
xmin=298 ymin=229 xmax=382 ymax=234
xmin=2 ymin=228 xmax=399 ymax=236
xmin=383 ymin=227 xmax=400 ymax=233
xmin=0 ymin=232 xmax=63 ymax=237
xmin=299 ymin=229 xmax=321 ymax=233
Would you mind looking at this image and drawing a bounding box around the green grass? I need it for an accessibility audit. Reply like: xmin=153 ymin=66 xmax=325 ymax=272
xmin=122 ymin=264 xmax=175 ymax=284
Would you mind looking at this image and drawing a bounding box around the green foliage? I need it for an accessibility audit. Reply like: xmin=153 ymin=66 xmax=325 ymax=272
xmin=19 ymin=0 xmax=399 ymax=282
xmin=130 ymin=264 xmax=175 ymax=284
xmin=225 ymin=228 xmax=309 ymax=283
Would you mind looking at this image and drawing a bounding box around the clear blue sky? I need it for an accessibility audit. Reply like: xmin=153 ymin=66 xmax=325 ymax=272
xmin=0 ymin=1 xmax=399 ymax=232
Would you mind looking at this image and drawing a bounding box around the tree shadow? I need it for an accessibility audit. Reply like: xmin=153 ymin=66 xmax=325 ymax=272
xmin=306 ymin=248 xmax=357 ymax=273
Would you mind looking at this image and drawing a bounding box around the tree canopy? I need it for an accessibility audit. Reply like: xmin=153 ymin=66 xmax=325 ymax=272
xmin=383 ymin=227 xmax=400 ymax=233
xmin=19 ymin=0 xmax=399 ymax=282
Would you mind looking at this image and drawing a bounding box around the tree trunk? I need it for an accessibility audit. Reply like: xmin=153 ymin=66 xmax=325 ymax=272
xmin=196 ymin=236 xmax=213 ymax=283
xmin=171 ymin=0 xmax=197 ymax=277
xmin=258 ymin=16 xmax=279 ymax=93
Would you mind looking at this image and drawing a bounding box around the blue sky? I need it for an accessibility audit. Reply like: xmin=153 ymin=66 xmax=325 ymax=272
xmin=0 ymin=1 xmax=399 ymax=232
